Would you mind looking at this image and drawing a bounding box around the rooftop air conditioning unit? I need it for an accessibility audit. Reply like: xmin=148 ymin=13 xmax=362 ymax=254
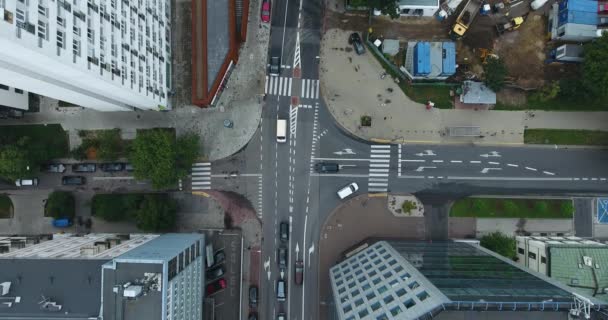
xmin=0 ymin=282 xmax=10 ymax=296
xmin=583 ymin=256 xmax=593 ymax=267
xmin=123 ymin=285 xmax=143 ymax=298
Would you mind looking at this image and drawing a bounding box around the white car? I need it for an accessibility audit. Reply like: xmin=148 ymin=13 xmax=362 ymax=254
xmin=15 ymin=178 xmax=39 ymax=187
xmin=530 ymin=0 xmax=548 ymax=10
xmin=337 ymin=182 xmax=359 ymax=199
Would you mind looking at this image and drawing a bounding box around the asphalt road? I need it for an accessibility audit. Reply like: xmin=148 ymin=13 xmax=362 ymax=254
xmin=212 ymin=0 xmax=608 ymax=318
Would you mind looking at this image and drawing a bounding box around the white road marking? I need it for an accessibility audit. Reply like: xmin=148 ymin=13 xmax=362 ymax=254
xmin=370 ymin=163 xmax=390 ymax=168
xmin=481 ymin=167 xmax=502 ymax=174
xmin=415 ymin=166 xmax=436 ymax=172
xmin=371 ymin=145 xmax=391 ymax=149
xmin=470 ymin=161 xmax=481 ymax=164
xmin=507 ymin=164 xmax=518 ymax=167
xmin=402 ymin=159 xmax=425 ymax=162
xmin=191 ymin=162 xmax=212 ymax=190
xmin=525 ymin=167 xmax=538 ymax=171
xmin=450 ymin=160 xmax=462 ymax=163
xmin=311 ymin=173 xmax=370 ymax=177
xmin=543 ymin=171 xmax=555 ymax=176
xmin=488 ymin=162 xmax=500 ymax=165
xmin=432 ymin=160 xmax=444 ymax=163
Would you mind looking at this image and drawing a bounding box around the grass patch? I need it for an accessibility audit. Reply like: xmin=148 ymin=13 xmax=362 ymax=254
xmin=524 ymin=129 xmax=608 ymax=146
xmin=0 ymin=124 xmax=69 ymax=160
xmin=0 ymin=195 xmax=13 ymax=219
xmin=450 ymin=197 xmax=573 ymax=219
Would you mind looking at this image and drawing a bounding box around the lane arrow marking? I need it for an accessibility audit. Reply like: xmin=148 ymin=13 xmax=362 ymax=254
xmin=415 ymin=166 xmax=437 ymax=172
xmin=481 ymin=167 xmax=502 ymax=174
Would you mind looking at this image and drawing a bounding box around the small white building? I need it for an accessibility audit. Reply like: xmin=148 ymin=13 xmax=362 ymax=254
xmin=398 ymin=0 xmax=440 ymax=17
xmin=0 ymin=84 xmax=28 ymax=110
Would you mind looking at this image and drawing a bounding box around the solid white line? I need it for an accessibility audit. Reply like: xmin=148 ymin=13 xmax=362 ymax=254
xmin=192 ymin=181 xmax=211 ymax=185
xmin=489 ymin=162 xmax=500 ymax=165
xmin=370 ymin=159 xmax=390 ymax=163
xmin=310 ymin=173 xmax=370 ymax=178
xmin=265 ymin=76 xmax=269 ymax=93
xmin=450 ymin=160 xmax=462 ymax=163
xmin=371 ymin=145 xmax=391 ymax=149
xmin=279 ymin=77 xmax=284 ymax=95
xmin=432 ymin=160 xmax=444 ymax=163
xmin=287 ymin=78 xmax=292 ymax=96
xmin=302 ymin=214 xmax=307 ymax=320
xmin=402 ymin=159 xmax=425 ymax=162
xmin=447 ymin=176 xmax=573 ymax=181
xmin=315 ymin=80 xmax=319 ymax=98
xmin=543 ymin=171 xmax=555 ymax=176
xmin=370 ymin=163 xmax=390 ymax=168
xmin=507 ymin=164 xmax=518 ymax=167
xmin=312 ymin=157 xmax=370 ymax=161
xmin=369 ymin=178 xmax=389 ymax=182
xmin=399 ymin=175 xmax=426 ymax=179
xmin=192 ymin=162 xmax=211 ymax=166
xmin=525 ymin=167 xmax=537 ymax=171
xmin=470 ymin=161 xmax=481 ymax=164
xmin=369 ymin=182 xmax=388 ymax=187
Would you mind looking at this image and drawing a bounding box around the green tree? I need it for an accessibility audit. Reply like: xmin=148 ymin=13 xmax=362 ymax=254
xmin=45 ymin=191 xmax=75 ymax=219
xmin=533 ymin=81 xmax=560 ymax=102
xmin=97 ymin=129 xmax=124 ymax=161
xmin=134 ymin=195 xmax=177 ymax=232
xmin=0 ymin=144 xmax=32 ymax=182
xmin=175 ymin=132 xmax=200 ymax=178
xmin=369 ymin=0 xmax=400 ymax=19
xmin=130 ymin=129 xmax=179 ymax=189
xmin=503 ymin=200 xmax=519 ymax=216
xmin=583 ymin=34 xmax=608 ymax=99
xmin=480 ymin=232 xmax=516 ymax=259
xmin=483 ymin=56 xmax=508 ymax=92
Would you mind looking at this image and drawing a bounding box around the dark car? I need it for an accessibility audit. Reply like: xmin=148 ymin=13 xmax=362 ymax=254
xmin=100 ymin=163 xmax=125 ymax=172
xmin=280 ymin=222 xmax=288 ymax=242
xmin=269 ymin=56 xmax=281 ymax=75
xmin=295 ymin=260 xmax=304 ymax=285
xmin=278 ymin=247 xmax=288 ymax=268
xmin=249 ymin=285 xmax=258 ymax=308
xmin=206 ymin=278 xmax=226 ymax=295
xmin=72 ymin=163 xmax=96 ymax=173
xmin=62 ymin=175 xmax=86 ymax=185
xmin=314 ymin=162 xmax=339 ymax=173
xmin=349 ymin=32 xmax=365 ymax=55
xmin=214 ymin=250 xmax=225 ymax=265
xmin=43 ymin=163 xmax=66 ymax=173
xmin=206 ymin=265 xmax=225 ymax=280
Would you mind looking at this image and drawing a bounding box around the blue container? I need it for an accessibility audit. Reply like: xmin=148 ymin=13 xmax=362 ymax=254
xmin=52 ymin=218 xmax=72 ymax=227
xmin=441 ymin=42 xmax=456 ymax=76
xmin=559 ymin=0 xmax=597 ymax=13
xmin=414 ymin=42 xmax=431 ymax=76
xmin=558 ymin=10 xmax=598 ymax=26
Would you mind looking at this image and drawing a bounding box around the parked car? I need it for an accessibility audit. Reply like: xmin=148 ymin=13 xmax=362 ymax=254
xmin=530 ymin=0 xmax=548 ymax=10
xmin=278 ymin=247 xmax=287 ymax=268
xmin=294 ymin=260 xmax=304 ymax=285
xmin=206 ymin=278 xmax=226 ymax=295
xmin=62 ymin=176 xmax=86 ymax=186
xmin=314 ymin=162 xmax=339 ymax=173
xmin=72 ymin=163 xmax=96 ymax=173
xmin=337 ymin=182 xmax=359 ymax=199
xmin=15 ymin=178 xmax=39 ymax=187
xmin=125 ymin=163 xmax=134 ymax=172
xmin=100 ymin=163 xmax=125 ymax=172
xmin=206 ymin=265 xmax=225 ymax=280
xmin=42 ymin=163 xmax=66 ymax=173
xmin=261 ymin=0 xmax=271 ymax=23
xmin=349 ymin=32 xmax=365 ymax=55
xmin=280 ymin=221 xmax=289 ymax=242
xmin=52 ymin=218 xmax=72 ymax=228
xmin=214 ymin=250 xmax=226 ymax=265
xmin=269 ymin=56 xmax=281 ymax=75
xmin=276 ymin=279 xmax=286 ymax=301
xmin=249 ymin=285 xmax=258 ymax=308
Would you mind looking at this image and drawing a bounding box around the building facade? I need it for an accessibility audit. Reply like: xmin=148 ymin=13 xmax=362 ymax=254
xmin=0 ymin=0 xmax=171 ymax=111
xmin=0 ymin=233 xmax=205 ymax=320
xmin=330 ymin=240 xmax=598 ymax=320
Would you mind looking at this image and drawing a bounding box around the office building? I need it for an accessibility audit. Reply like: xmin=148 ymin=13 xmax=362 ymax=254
xmin=330 ymin=240 xmax=603 ymax=320
xmin=517 ymin=236 xmax=608 ymax=304
xmin=0 ymin=233 xmax=205 ymax=320
xmin=0 ymin=0 xmax=171 ymax=111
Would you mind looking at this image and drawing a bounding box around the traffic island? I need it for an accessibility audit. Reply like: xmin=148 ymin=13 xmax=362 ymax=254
xmin=387 ymin=194 xmax=424 ymax=217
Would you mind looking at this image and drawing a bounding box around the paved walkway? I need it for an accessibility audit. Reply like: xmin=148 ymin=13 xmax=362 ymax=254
xmin=319 ymin=28 xmax=608 ymax=145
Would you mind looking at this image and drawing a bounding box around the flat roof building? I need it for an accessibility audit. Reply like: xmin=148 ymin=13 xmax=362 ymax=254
xmin=330 ymin=240 xmax=601 ymax=320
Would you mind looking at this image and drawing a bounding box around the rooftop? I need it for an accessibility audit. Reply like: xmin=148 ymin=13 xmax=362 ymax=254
xmin=549 ymin=246 xmax=608 ymax=303
xmin=460 ymin=81 xmax=496 ymax=105
xmin=398 ymin=0 xmax=440 ymax=7
xmin=0 ymin=259 xmax=106 ymax=319
xmin=114 ymin=233 xmax=202 ymax=263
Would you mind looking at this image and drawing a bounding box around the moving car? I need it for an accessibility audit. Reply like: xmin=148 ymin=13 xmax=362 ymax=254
xmin=314 ymin=162 xmax=339 ymax=173
xmin=43 ymin=163 xmax=66 ymax=173
xmin=278 ymin=247 xmax=288 ymax=268
xmin=72 ymin=163 xmax=96 ymax=173
xmin=530 ymin=0 xmax=548 ymax=10
xmin=100 ymin=163 xmax=125 ymax=172
xmin=249 ymin=285 xmax=258 ymax=308
xmin=276 ymin=279 xmax=286 ymax=301
xmin=348 ymin=32 xmax=365 ymax=55
xmin=337 ymin=182 xmax=359 ymax=199
xmin=261 ymin=0 xmax=271 ymax=23
xmin=269 ymin=56 xmax=281 ymax=75
xmin=206 ymin=278 xmax=226 ymax=295
xmin=52 ymin=218 xmax=72 ymax=228
xmin=280 ymin=221 xmax=289 ymax=242
xmin=15 ymin=178 xmax=39 ymax=187
xmin=206 ymin=265 xmax=225 ymax=280
xmin=276 ymin=119 xmax=287 ymax=143
xmin=294 ymin=260 xmax=304 ymax=285
xmin=62 ymin=175 xmax=86 ymax=185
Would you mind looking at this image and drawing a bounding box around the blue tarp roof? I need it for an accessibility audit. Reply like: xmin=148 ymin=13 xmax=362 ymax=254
xmin=559 ymin=0 xmax=597 ymax=13
xmin=441 ymin=42 xmax=456 ymax=76
xmin=558 ymin=10 xmax=598 ymax=26
xmin=414 ymin=42 xmax=431 ymax=76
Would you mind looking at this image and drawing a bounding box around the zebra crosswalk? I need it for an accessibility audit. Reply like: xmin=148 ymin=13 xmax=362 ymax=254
xmin=265 ymin=76 xmax=292 ymax=97
xmin=368 ymin=145 xmax=390 ymax=193
xmin=301 ymin=79 xmax=319 ymax=99
xmin=191 ymin=162 xmax=211 ymax=190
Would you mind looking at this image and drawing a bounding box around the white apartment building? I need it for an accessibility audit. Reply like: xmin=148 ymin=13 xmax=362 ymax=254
xmin=0 ymin=0 xmax=171 ymax=111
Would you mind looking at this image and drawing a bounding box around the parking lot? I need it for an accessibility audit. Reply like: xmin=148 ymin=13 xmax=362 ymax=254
xmin=201 ymin=229 xmax=243 ymax=320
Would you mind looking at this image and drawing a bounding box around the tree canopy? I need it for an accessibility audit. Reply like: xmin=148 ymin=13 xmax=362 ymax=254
xmin=129 ymin=129 xmax=200 ymax=189
xmin=483 ymin=57 xmax=507 ymax=92
xmin=134 ymin=194 xmax=177 ymax=232
xmin=370 ymin=0 xmax=400 ymax=19
xmin=0 ymin=144 xmax=32 ymax=182
xmin=583 ymin=34 xmax=608 ymax=99
xmin=45 ymin=191 xmax=75 ymax=219
xmin=480 ymin=232 xmax=516 ymax=260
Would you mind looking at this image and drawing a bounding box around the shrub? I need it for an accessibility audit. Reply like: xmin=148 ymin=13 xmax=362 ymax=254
xmin=361 ymin=116 xmax=372 ymax=127
xmin=472 ymin=199 xmax=490 ymax=215
xmin=561 ymin=201 xmax=574 ymax=217
xmin=401 ymin=200 xmax=417 ymax=215
xmin=480 ymin=232 xmax=516 ymax=260
xmin=534 ymin=201 xmax=549 ymax=214
xmin=503 ymin=200 xmax=519 ymax=216
xmin=45 ymin=191 xmax=75 ymax=219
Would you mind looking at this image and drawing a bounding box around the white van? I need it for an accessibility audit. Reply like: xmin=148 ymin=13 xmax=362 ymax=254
xmin=276 ymin=119 xmax=287 ymax=143
xmin=337 ymin=182 xmax=359 ymax=199
xmin=15 ymin=178 xmax=39 ymax=187
xmin=205 ymin=244 xmax=214 ymax=268
xmin=530 ymin=0 xmax=548 ymax=10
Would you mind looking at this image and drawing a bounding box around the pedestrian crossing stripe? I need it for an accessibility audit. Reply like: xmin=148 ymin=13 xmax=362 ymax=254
xmin=265 ymin=76 xmax=292 ymax=97
xmin=301 ymin=79 xmax=319 ymax=99
xmin=368 ymin=145 xmax=390 ymax=193
xmin=191 ymin=162 xmax=211 ymax=190
xmin=299 ymin=104 xmax=313 ymax=109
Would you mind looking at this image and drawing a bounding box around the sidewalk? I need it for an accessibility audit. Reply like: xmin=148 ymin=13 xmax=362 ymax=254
xmin=319 ymin=28 xmax=608 ymax=145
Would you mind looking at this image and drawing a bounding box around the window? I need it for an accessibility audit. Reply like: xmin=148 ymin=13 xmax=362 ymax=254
xmin=378 ymin=285 xmax=387 ymax=294
xmin=541 ymin=256 xmax=547 ymax=264
xmin=72 ymin=39 xmax=81 ymax=56
xmin=0 ymin=84 xmax=8 ymax=91
xmin=351 ymin=289 xmax=360 ymax=297
xmin=343 ymin=305 xmax=352 ymax=313
xmin=87 ymin=28 xmax=94 ymax=42
xmin=16 ymin=8 xmax=25 ymax=24
xmin=417 ymin=291 xmax=430 ymax=301
xmin=408 ymin=281 xmax=420 ymax=290
xmin=57 ymin=30 xmax=64 ymax=48
xmin=366 ymin=291 xmax=376 ymax=300
xmin=358 ymin=309 xmax=369 ymax=318
xmin=37 ymin=20 xmax=47 ymax=40
xmin=73 ymin=25 xmax=81 ymax=37
xmin=390 ymin=306 xmax=402 ymax=316
xmin=518 ymin=247 xmax=525 ymax=254
xmin=14 ymin=89 xmax=24 ymax=94
xmin=383 ymin=295 xmax=394 ymax=304
xmin=38 ymin=4 xmax=47 ymax=16
xmin=371 ymin=302 xmax=381 ymax=311
xmin=528 ymin=252 xmax=537 ymax=260
xmin=354 ymin=298 xmax=364 ymax=307
xmin=57 ymin=16 xmax=65 ymax=27
xmin=396 ymin=288 xmax=407 ymax=297
xmin=404 ymin=299 xmax=416 ymax=309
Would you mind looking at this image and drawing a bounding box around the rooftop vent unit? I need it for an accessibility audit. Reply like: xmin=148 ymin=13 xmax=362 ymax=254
xmin=39 ymin=296 xmax=62 ymax=312
xmin=123 ymin=285 xmax=143 ymax=298
xmin=583 ymin=256 xmax=593 ymax=267
xmin=0 ymin=282 xmax=10 ymax=296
